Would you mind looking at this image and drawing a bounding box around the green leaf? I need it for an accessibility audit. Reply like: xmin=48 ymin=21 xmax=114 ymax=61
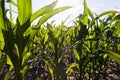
xmin=103 ymin=54 xmax=108 ymax=59
xmin=80 ymin=0 xmax=88 ymax=25
xmin=30 ymin=0 xmax=58 ymax=22
xmin=108 ymin=51 xmax=120 ymax=64
xmin=73 ymin=49 xmax=80 ymax=61
xmin=0 ymin=0 xmax=5 ymax=17
xmin=9 ymin=5 xmax=14 ymax=26
xmin=88 ymin=7 xmax=94 ymax=20
xmin=44 ymin=33 xmax=48 ymax=44
xmin=97 ymin=11 xmax=118 ymax=19
xmin=37 ymin=6 xmax=72 ymax=27
xmin=17 ymin=0 xmax=32 ymax=25
xmin=48 ymin=66 xmax=54 ymax=80
xmin=0 ymin=6 xmax=4 ymax=29
xmin=22 ymin=65 xmax=28 ymax=78
xmin=22 ymin=52 xmax=31 ymax=65
xmin=0 ymin=30 xmax=5 ymax=50
xmin=66 ymin=63 xmax=78 ymax=74
xmin=7 ymin=55 xmax=14 ymax=70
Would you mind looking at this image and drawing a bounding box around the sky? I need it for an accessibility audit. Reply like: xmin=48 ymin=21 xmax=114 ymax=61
xmin=6 ymin=0 xmax=120 ymax=25
xmin=32 ymin=0 xmax=120 ymax=25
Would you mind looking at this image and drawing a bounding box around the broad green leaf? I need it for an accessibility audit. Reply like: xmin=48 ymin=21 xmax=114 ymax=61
xmin=0 ymin=0 xmax=5 ymax=17
xmin=0 ymin=6 xmax=4 ymax=29
xmin=22 ymin=52 xmax=31 ymax=65
xmin=103 ymin=54 xmax=108 ymax=59
xmin=0 ymin=30 xmax=5 ymax=50
xmin=97 ymin=11 xmax=118 ymax=19
xmin=22 ymin=65 xmax=28 ymax=78
xmin=17 ymin=0 xmax=32 ymax=25
xmin=7 ymin=55 xmax=14 ymax=69
xmin=80 ymin=0 xmax=88 ymax=25
xmin=88 ymin=7 xmax=94 ymax=20
xmin=49 ymin=42 xmax=55 ymax=53
xmin=30 ymin=0 xmax=58 ymax=22
xmin=73 ymin=49 xmax=80 ymax=61
xmin=37 ymin=6 xmax=72 ymax=27
xmin=108 ymin=51 xmax=120 ymax=64
xmin=9 ymin=5 xmax=14 ymax=26
xmin=58 ymin=52 xmax=65 ymax=64
xmin=44 ymin=33 xmax=48 ymax=44
xmin=48 ymin=66 xmax=54 ymax=80
xmin=66 ymin=63 xmax=78 ymax=74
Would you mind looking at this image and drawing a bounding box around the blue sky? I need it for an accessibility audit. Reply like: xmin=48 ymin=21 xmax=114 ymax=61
xmin=6 ymin=0 xmax=120 ymax=25
xmin=32 ymin=0 xmax=120 ymax=25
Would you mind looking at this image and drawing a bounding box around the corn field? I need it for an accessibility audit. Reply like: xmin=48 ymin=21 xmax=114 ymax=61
xmin=0 ymin=0 xmax=120 ymax=80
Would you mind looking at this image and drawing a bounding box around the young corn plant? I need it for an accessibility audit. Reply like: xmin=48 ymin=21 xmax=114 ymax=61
xmin=0 ymin=0 xmax=71 ymax=79
xmin=32 ymin=22 xmax=75 ymax=80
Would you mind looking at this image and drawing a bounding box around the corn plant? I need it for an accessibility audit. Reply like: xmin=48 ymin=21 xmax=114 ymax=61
xmin=32 ymin=22 xmax=75 ymax=80
xmin=0 ymin=0 xmax=71 ymax=79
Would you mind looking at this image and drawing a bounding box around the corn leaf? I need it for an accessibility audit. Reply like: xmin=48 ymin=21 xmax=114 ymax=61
xmin=97 ymin=11 xmax=119 ymax=19
xmin=30 ymin=0 xmax=58 ymax=22
xmin=0 ymin=30 xmax=5 ymax=50
xmin=44 ymin=33 xmax=48 ymax=44
xmin=48 ymin=66 xmax=54 ymax=80
xmin=22 ymin=52 xmax=31 ymax=65
xmin=0 ymin=6 xmax=4 ymax=29
xmin=73 ymin=49 xmax=80 ymax=61
xmin=81 ymin=0 xmax=88 ymax=25
xmin=66 ymin=63 xmax=78 ymax=74
xmin=22 ymin=65 xmax=28 ymax=78
xmin=37 ymin=6 xmax=72 ymax=28
xmin=7 ymin=55 xmax=14 ymax=69
xmin=17 ymin=0 xmax=32 ymax=25
xmin=108 ymin=51 xmax=120 ymax=64
xmin=88 ymin=7 xmax=94 ymax=20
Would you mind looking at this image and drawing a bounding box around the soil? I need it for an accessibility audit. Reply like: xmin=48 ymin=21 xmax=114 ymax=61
xmin=0 ymin=56 xmax=120 ymax=80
